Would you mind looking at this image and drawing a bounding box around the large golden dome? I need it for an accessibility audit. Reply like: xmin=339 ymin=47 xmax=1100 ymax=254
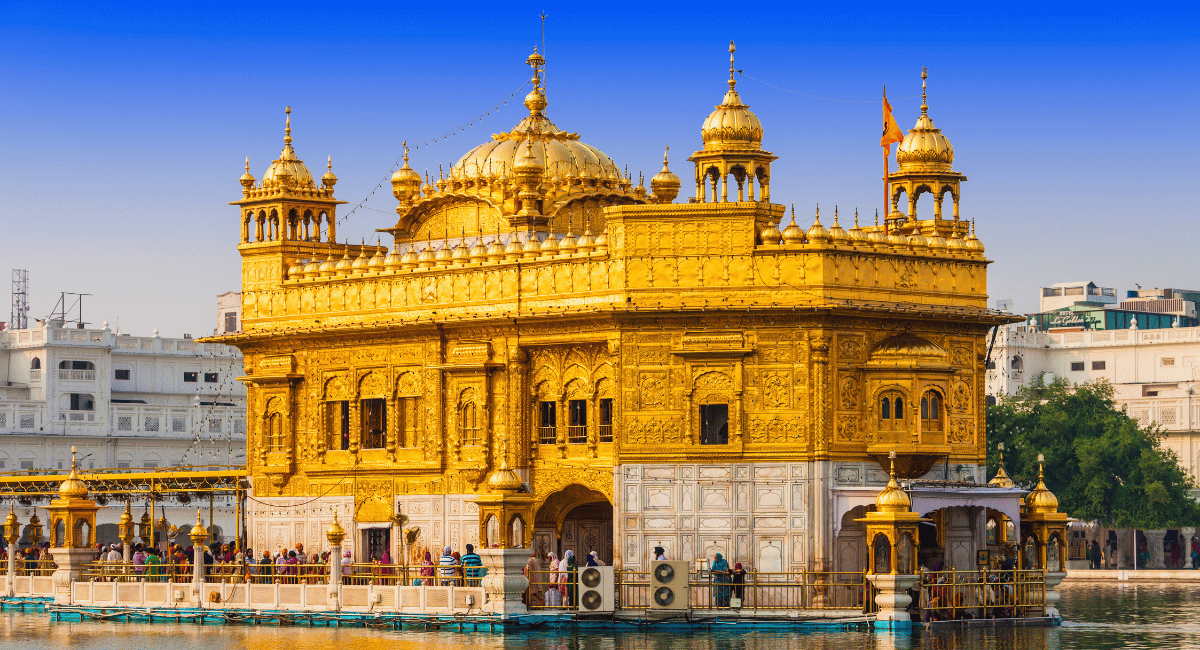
xmin=1024 ymin=457 xmax=1060 ymax=515
xmin=700 ymin=41 xmax=763 ymax=151
xmin=451 ymin=76 xmax=622 ymax=185
xmin=262 ymin=107 xmax=317 ymax=188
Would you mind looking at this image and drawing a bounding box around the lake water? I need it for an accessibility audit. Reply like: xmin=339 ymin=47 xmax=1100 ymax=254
xmin=1 ymin=582 xmax=1198 ymax=650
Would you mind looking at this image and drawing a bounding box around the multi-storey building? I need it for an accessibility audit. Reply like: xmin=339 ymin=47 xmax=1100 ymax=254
xmin=212 ymin=46 xmax=1020 ymax=573
xmin=0 ymin=314 xmax=247 ymax=538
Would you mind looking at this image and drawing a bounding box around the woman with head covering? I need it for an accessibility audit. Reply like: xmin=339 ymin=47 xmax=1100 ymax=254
xmin=711 ymin=552 xmax=731 ymax=608
xmin=586 ymin=551 xmax=605 ymax=567
xmin=730 ymin=562 xmax=746 ymax=604
xmin=561 ymin=550 xmax=578 ymax=608
xmin=523 ymin=552 xmax=542 ymax=606
xmin=379 ymin=548 xmax=393 ymax=582
xmin=544 ymin=552 xmax=561 ymax=607
xmin=342 ymin=548 xmax=354 ymax=582
xmin=420 ymin=550 xmax=436 ymax=586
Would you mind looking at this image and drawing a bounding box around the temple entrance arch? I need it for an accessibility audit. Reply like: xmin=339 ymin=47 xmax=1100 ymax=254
xmin=533 ymin=484 xmax=613 ymax=566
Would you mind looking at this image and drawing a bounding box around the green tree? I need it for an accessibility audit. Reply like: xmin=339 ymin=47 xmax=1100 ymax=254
xmin=986 ymin=378 xmax=1200 ymax=528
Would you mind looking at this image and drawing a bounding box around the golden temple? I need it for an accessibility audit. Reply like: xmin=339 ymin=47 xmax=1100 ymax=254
xmin=209 ymin=41 xmax=1017 ymax=574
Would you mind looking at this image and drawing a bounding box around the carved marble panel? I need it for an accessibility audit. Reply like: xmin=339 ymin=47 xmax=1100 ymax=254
xmin=699 ymin=486 xmax=731 ymax=510
xmin=644 ymin=486 xmax=674 ymax=510
xmin=754 ymin=487 xmax=785 ymax=510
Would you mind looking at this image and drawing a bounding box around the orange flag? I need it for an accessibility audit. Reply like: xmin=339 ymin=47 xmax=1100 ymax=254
xmin=881 ymin=87 xmax=904 ymax=150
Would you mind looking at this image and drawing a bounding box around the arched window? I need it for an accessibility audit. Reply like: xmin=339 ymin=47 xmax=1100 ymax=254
xmin=266 ymin=413 xmax=284 ymax=452
xmin=872 ymin=534 xmax=891 ymax=574
xmin=459 ymin=402 xmax=480 ymax=446
xmin=30 ymin=358 xmax=41 ymax=370
xmin=921 ymin=390 xmax=943 ymax=432
xmin=879 ymin=392 xmax=906 ymax=431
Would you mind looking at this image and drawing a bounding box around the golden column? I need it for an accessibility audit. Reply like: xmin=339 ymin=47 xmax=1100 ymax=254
xmin=325 ymin=511 xmax=346 ymax=610
xmin=858 ymin=451 xmax=927 ymax=628
xmin=188 ymin=509 xmax=208 ymax=604
xmin=118 ymin=503 xmax=135 ymax=565
xmin=4 ymin=506 xmax=18 ymax=597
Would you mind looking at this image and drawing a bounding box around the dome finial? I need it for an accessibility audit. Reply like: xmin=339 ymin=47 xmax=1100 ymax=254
xmin=728 ymin=40 xmax=737 ymax=90
xmin=663 ymin=145 xmax=670 ymax=167
xmin=327 ymin=156 xmax=332 ymax=173
xmin=854 ymin=208 xmax=860 ymax=228
xmin=814 ymin=204 xmax=821 ymax=225
xmin=920 ymin=67 xmax=928 ymax=115
xmin=403 ymin=140 xmax=409 ymax=165
xmin=875 ymin=208 xmax=880 ymax=227
xmin=284 ymin=106 xmax=292 ymax=146
xmin=834 ymin=205 xmax=840 ymax=227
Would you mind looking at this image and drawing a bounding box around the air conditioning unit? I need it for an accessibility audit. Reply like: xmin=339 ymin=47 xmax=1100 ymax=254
xmin=577 ymin=565 xmax=614 ymax=613
xmin=649 ymin=560 xmax=689 ymax=610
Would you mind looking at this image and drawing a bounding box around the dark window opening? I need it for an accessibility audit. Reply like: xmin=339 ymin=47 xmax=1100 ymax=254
xmin=69 ymin=393 xmax=94 ymax=411
xmin=458 ymin=401 xmax=480 ymax=446
xmin=598 ymin=398 xmax=613 ymax=443
xmin=700 ymin=404 xmax=729 ymax=445
xmin=881 ymin=397 xmax=891 ymax=420
xmin=986 ymin=360 xmax=996 ymax=370
xmin=1092 ymin=361 xmax=1106 ymax=370
xmin=1070 ymin=362 xmax=1085 ymax=372
xmin=224 ymin=312 xmax=238 ymax=333
xmin=114 ymin=369 xmax=130 ymax=380
xmin=204 ymin=372 xmax=218 ymax=383
xmin=921 ymin=391 xmax=943 ymax=432
xmin=59 ymin=360 xmax=94 ymax=370
xmin=183 ymin=372 xmax=198 ymax=382
xmin=568 ymin=399 xmax=588 ymax=444
xmin=328 ymin=401 xmax=350 ymax=451
xmin=364 ymin=528 xmax=391 ymax=563
xmin=538 ymin=401 xmax=557 ymax=444
xmin=361 ymin=398 xmax=387 ymax=449
xmin=30 ymin=358 xmax=41 ymax=370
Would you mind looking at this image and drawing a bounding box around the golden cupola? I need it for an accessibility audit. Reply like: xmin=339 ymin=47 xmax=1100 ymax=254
xmin=650 ymin=146 xmax=682 ymax=204
xmin=887 ymin=68 xmax=968 ymax=240
xmin=262 ymin=107 xmax=316 ymax=189
xmin=57 ymin=448 xmax=89 ymax=500
xmin=688 ymin=41 xmax=777 ymax=205
xmin=1024 ymin=455 xmax=1060 ymax=516
xmin=391 ymin=142 xmax=422 ymax=207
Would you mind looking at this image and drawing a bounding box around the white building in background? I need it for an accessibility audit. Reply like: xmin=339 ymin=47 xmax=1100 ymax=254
xmin=0 ymin=302 xmax=247 ymax=541
xmin=987 ymin=310 xmax=1200 ymax=486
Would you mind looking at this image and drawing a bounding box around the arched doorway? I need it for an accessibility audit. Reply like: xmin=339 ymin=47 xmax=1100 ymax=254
xmin=533 ymin=484 xmax=613 ymax=566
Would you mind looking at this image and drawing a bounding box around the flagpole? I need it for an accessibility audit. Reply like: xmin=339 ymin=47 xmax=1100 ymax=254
xmin=883 ymin=146 xmax=890 ymax=235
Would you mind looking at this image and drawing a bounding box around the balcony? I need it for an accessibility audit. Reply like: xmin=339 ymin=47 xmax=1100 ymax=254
xmin=58 ymin=369 xmax=96 ymax=381
xmin=567 ymin=425 xmax=587 ymax=445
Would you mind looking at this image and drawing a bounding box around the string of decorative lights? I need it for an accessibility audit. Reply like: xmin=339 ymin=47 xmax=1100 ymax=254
xmin=335 ymin=80 xmax=533 ymax=233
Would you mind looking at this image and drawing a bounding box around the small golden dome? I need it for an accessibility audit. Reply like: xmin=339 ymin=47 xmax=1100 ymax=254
xmin=594 ymin=228 xmax=608 ymax=251
xmin=384 ymin=244 xmax=403 ymax=271
xmin=701 ymin=42 xmax=764 ymax=151
xmin=417 ymin=243 xmax=436 ymax=267
xmin=421 ymin=172 xmax=437 ymax=197
xmin=577 ymin=224 xmax=596 ymax=252
xmin=302 ymin=258 xmax=321 ymax=278
xmin=540 ymin=232 xmax=560 ymax=255
xmin=57 ymin=447 xmax=88 ymax=500
xmin=391 ymin=144 xmax=420 ymax=186
xmin=262 ymin=107 xmax=316 ymax=188
xmin=925 ymin=233 xmax=948 ymax=251
xmin=400 ymin=244 xmax=420 ymax=268
xmin=351 ymin=246 xmax=371 ymax=271
xmin=896 ymin=69 xmax=954 ymax=172
xmin=322 ymin=156 xmax=338 ymax=188
xmin=239 ymin=157 xmax=256 ymax=188
xmin=827 ymin=207 xmax=849 ymax=244
xmin=964 ymin=220 xmax=985 ymax=253
xmin=325 ymin=511 xmax=346 ymax=544
xmin=781 ymin=207 xmax=804 ymax=244
xmin=189 ymin=509 xmax=208 ymax=540
xmin=287 ymin=260 xmax=305 ymax=279
xmin=335 ymin=247 xmax=354 ymax=273
xmin=486 ymin=235 xmax=507 ymax=260
xmin=760 ymin=219 xmax=782 ymax=245
xmin=504 ymin=234 xmax=525 ymax=258
xmin=945 ymin=229 xmax=967 ymax=250
xmin=1025 ymin=456 xmax=1060 ymax=515
xmin=846 ymin=209 xmax=868 ymax=245
xmin=318 ymin=252 xmax=338 ymax=277
xmin=559 ymin=228 xmax=578 ymax=253
xmin=487 ymin=461 xmax=524 ymax=492
xmin=434 ymin=237 xmax=454 ymax=263
xmin=368 ymin=246 xmax=386 ymax=271
xmin=452 ymin=237 xmax=471 ymax=261
xmin=469 ymin=237 xmax=488 ymax=261
xmin=875 ymin=454 xmax=912 ymax=514
xmin=806 ymin=206 xmax=829 ymax=244
xmin=650 ymin=146 xmax=682 ymax=204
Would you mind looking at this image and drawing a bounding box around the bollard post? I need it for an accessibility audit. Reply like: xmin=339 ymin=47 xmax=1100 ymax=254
xmin=189 ymin=509 xmax=208 ymax=606
xmin=326 ymin=511 xmax=345 ymax=611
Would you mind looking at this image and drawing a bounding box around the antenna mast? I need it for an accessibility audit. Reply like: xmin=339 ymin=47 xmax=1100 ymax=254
xmin=10 ymin=269 xmax=29 ymax=330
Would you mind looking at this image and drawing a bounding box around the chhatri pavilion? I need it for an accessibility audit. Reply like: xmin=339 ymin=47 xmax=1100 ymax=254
xmin=210 ymin=43 xmax=1028 ymax=575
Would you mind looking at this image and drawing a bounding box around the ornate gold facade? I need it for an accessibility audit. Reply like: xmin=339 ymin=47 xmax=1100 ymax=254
xmin=209 ymin=44 xmax=1014 ymax=571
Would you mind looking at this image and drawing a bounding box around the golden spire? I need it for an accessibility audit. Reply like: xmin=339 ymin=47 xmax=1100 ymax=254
xmin=989 ymin=442 xmax=1014 ymax=487
xmin=728 ymin=40 xmax=737 ymax=91
xmin=920 ymin=67 xmax=928 ymax=115
xmin=1025 ymin=453 xmax=1060 ymax=514
xmin=284 ymin=106 xmax=293 ymax=146
xmin=875 ymin=450 xmax=912 ymax=513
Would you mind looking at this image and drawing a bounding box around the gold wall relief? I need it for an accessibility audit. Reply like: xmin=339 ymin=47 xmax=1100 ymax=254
xmin=746 ymin=414 xmax=800 ymax=444
xmin=839 ymin=375 xmax=860 ymax=411
xmin=762 ymin=372 xmax=790 ymax=409
xmin=836 ymin=414 xmax=862 ymax=442
xmin=951 ymin=381 xmax=971 ymax=414
xmin=638 ymin=373 xmax=667 ymax=410
xmin=948 ymin=418 xmax=971 ymax=445
xmin=625 ymin=415 xmax=683 ymax=444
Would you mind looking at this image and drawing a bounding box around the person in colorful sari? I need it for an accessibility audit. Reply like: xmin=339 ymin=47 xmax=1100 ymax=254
xmin=711 ymin=553 xmax=731 ymax=607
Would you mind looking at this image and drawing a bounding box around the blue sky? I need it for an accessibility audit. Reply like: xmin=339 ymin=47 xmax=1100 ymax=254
xmin=1 ymin=3 xmax=1196 ymax=335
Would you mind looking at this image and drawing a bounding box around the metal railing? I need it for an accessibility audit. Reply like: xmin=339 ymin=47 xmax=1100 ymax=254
xmin=918 ymin=568 xmax=1045 ymax=621
xmin=526 ymin=570 xmax=577 ymax=609
xmin=77 ymin=560 xmax=480 ymax=587
xmin=538 ymin=427 xmax=557 ymax=445
xmin=616 ymin=570 xmax=871 ymax=611
xmin=567 ymin=426 xmax=587 ymax=445
xmin=12 ymin=556 xmax=57 ymax=576
xmin=598 ymin=424 xmax=613 ymax=443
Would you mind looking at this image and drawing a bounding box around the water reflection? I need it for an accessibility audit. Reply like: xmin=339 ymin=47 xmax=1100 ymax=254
xmin=1 ymin=583 xmax=1199 ymax=650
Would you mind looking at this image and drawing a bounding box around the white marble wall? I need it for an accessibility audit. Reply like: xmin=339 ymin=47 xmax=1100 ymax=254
xmin=614 ymin=462 xmax=814 ymax=571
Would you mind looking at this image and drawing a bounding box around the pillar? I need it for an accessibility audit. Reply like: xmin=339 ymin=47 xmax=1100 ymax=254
xmin=1044 ymin=570 xmax=1066 ymax=619
xmin=4 ymin=508 xmax=17 ymax=597
xmin=188 ymin=510 xmax=208 ymax=605
xmin=1144 ymin=529 xmax=1166 ymax=569
xmin=478 ymin=547 xmax=529 ymax=616
xmin=866 ymin=573 xmax=919 ymax=628
xmin=326 ymin=512 xmax=346 ymax=611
